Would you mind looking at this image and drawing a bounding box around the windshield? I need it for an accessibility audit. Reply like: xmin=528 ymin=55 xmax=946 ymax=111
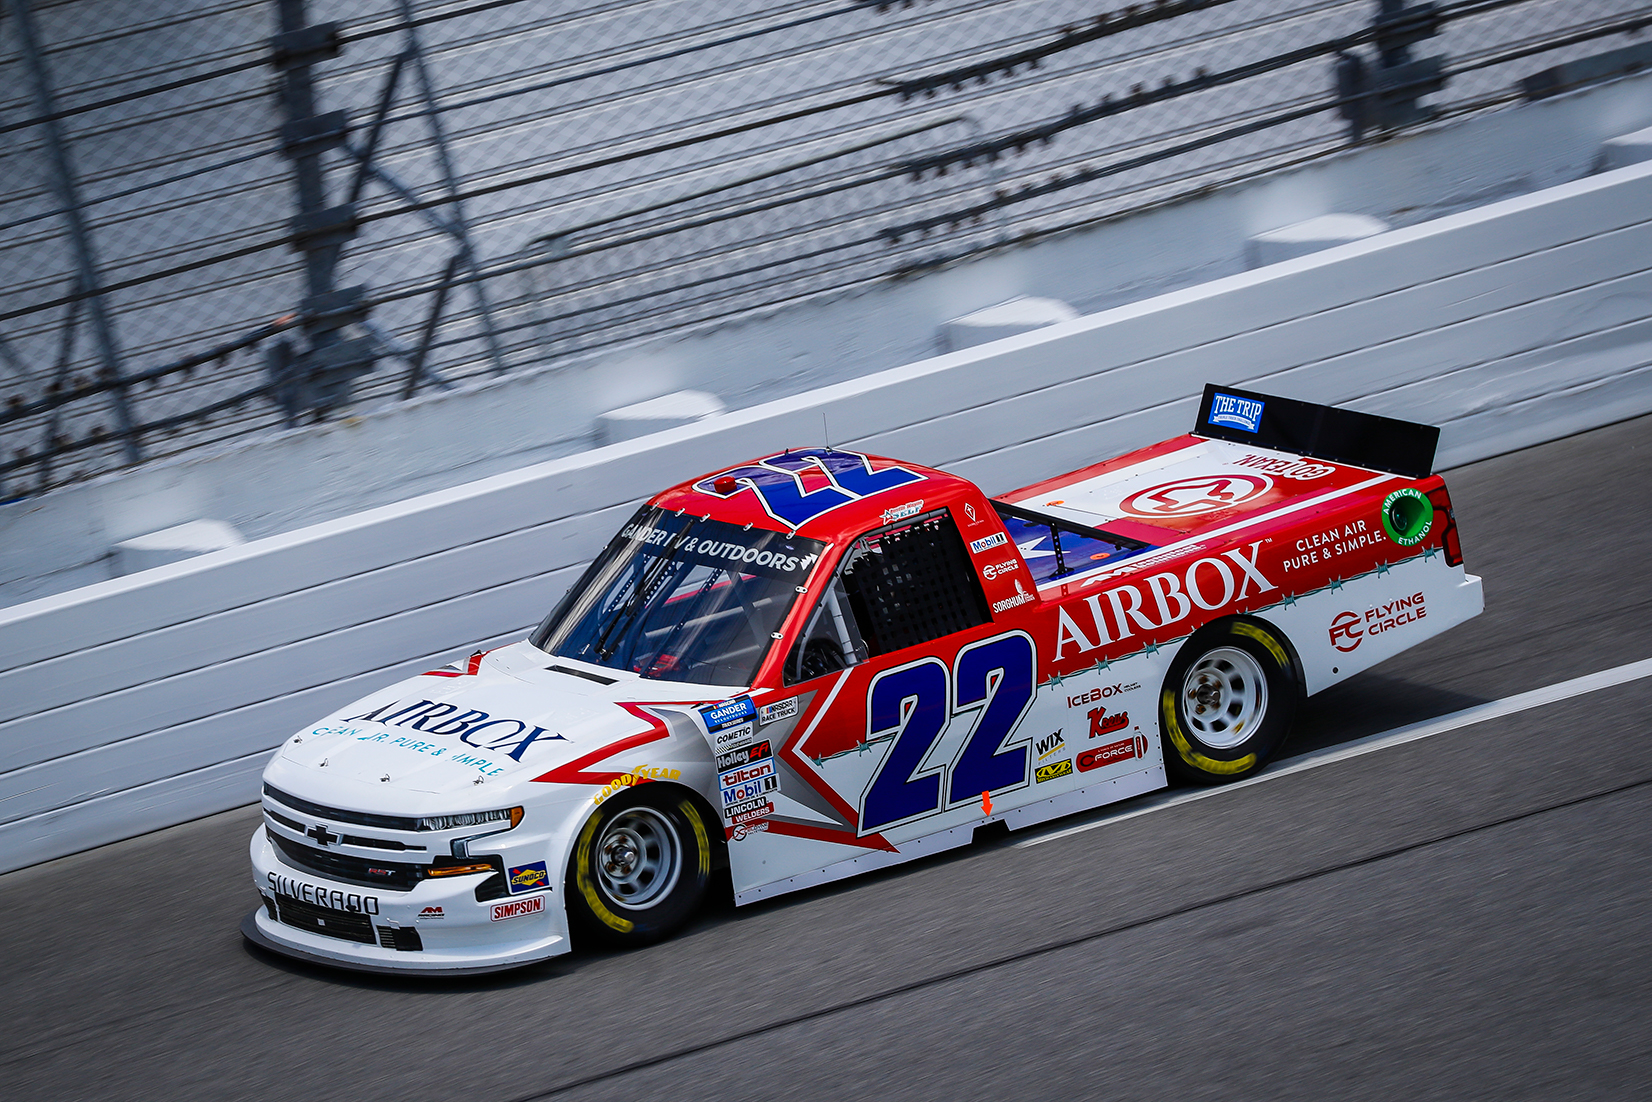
xmin=532 ymin=507 xmax=827 ymax=686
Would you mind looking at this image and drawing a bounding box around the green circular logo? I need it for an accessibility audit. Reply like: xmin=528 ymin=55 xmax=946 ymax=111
xmin=1382 ymin=487 xmax=1432 ymax=547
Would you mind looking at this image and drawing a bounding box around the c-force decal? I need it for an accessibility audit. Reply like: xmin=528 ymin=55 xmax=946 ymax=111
xmin=859 ymin=633 xmax=1037 ymax=835
xmin=693 ymin=448 xmax=925 ymax=529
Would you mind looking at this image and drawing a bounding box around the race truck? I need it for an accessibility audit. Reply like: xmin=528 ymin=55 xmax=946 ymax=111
xmin=243 ymin=385 xmax=1482 ymax=974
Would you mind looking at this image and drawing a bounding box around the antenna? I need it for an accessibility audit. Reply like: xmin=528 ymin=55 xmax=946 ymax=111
xmin=822 ymin=411 xmax=832 ymax=453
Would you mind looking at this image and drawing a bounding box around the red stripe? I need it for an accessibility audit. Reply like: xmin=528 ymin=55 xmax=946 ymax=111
xmin=528 ymin=702 xmax=673 ymax=785
xmin=732 ymin=817 xmax=896 ymax=852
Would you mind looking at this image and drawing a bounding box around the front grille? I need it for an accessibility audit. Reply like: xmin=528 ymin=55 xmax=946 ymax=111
xmin=273 ymin=895 xmax=377 ymax=944
xmin=377 ymin=926 xmax=424 ymax=952
xmin=263 ymin=783 xmax=420 ymax=832
xmin=271 ymin=832 xmax=423 ymax=891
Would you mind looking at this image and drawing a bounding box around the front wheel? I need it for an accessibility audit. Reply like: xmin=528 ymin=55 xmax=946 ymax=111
xmin=567 ymin=790 xmax=712 ymax=947
xmin=1160 ymin=617 xmax=1299 ymax=784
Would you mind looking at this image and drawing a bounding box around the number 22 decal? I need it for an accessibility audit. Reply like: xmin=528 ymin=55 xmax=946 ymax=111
xmin=859 ymin=633 xmax=1036 ymax=834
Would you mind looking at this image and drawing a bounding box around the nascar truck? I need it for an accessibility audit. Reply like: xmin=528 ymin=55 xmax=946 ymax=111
xmin=243 ymin=385 xmax=1482 ymax=973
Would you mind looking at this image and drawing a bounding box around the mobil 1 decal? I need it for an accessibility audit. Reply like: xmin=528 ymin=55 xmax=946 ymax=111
xmin=858 ymin=632 xmax=1037 ymax=835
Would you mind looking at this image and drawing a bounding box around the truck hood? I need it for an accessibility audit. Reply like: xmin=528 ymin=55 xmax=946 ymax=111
xmin=266 ymin=642 xmax=721 ymax=804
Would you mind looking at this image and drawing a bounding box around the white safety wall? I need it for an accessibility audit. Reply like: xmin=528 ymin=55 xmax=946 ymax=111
xmin=3 ymin=156 xmax=1651 ymax=874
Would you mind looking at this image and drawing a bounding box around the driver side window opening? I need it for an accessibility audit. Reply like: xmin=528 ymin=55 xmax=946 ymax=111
xmin=785 ymin=509 xmax=990 ymax=685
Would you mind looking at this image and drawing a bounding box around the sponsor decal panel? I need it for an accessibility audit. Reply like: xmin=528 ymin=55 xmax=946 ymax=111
xmin=1281 ymin=518 xmax=1379 ymax=573
xmin=970 ymin=531 xmax=1009 ymax=554
xmin=717 ymin=739 xmax=773 ymax=772
xmin=341 ymin=699 xmax=568 ymax=767
xmin=701 ymin=696 xmax=758 ymax=732
xmin=713 ymin=722 xmax=754 ymax=752
xmin=731 ymin=819 xmax=771 ymax=841
xmin=594 ymin=764 xmax=682 ymax=805
xmin=1330 ymin=593 xmax=1427 ymax=652
xmin=1231 ymin=453 xmax=1335 ymax=480
xmin=1056 ymin=541 xmax=1276 ymax=661
xmin=1034 ymin=730 xmax=1066 ymax=762
xmin=1119 ymin=475 xmax=1272 ymax=519
xmin=1088 ymin=708 xmax=1128 ymax=738
xmin=1035 ymin=759 xmax=1074 ymax=783
xmin=1077 ymin=736 xmax=1147 ymax=772
xmin=881 ymin=499 xmax=924 ymax=524
xmin=490 ymin=896 xmax=545 ymax=922
xmin=992 ymin=579 xmax=1036 ymax=614
xmin=1207 ymin=392 xmax=1265 ymax=432
xmin=507 ymin=861 xmax=550 ymax=895
xmin=1066 ymin=683 xmax=1141 ymax=708
xmin=726 ymin=796 xmax=774 ymax=825
xmin=757 ymin=697 xmax=799 ymax=725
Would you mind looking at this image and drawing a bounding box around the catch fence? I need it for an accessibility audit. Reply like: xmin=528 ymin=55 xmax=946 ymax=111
xmin=1 ymin=0 xmax=1647 ymax=498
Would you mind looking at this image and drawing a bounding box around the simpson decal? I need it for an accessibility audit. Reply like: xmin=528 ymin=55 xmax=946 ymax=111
xmin=490 ymin=896 xmax=545 ymax=922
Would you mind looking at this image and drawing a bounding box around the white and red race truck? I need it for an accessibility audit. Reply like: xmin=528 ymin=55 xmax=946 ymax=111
xmin=245 ymin=385 xmax=1481 ymax=974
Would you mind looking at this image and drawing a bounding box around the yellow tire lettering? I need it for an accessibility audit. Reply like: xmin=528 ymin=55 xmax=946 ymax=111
xmin=574 ymin=811 xmax=633 ymax=934
xmin=1232 ymin=621 xmax=1288 ymax=668
xmin=680 ymin=799 xmax=711 ymax=876
xmin=1161 ymin=689 xmax=1256 ymax=776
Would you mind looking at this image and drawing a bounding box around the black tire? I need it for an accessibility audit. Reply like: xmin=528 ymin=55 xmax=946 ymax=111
xmin=566 ymin=788 xmax=712 ymax=947
xmin=1159 ymin=616 xmax=1299 ymax=784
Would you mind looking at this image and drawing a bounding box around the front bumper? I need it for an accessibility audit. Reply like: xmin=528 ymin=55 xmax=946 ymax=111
xmin=246 ymin=827 xmax=570 ymax=975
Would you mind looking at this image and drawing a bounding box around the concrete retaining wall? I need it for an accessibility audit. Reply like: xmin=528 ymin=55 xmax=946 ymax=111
xmin=3 ymin=155 xmax=1651 ymax=873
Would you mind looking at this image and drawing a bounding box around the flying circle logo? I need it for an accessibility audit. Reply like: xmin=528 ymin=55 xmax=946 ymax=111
xmin=1119 ymin=474 xmax=1273 ymax=518
xmin=1329 ymin=611 xmax=1363 ymax=652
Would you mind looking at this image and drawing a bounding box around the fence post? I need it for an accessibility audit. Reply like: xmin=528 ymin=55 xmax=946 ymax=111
xmin=271 ymin=0 xmax=375 ymax=420
xmin=1335 ymin=0 xmax=1446 ymax=143
xmin=5 ymin=0 xmax=139 ymax=463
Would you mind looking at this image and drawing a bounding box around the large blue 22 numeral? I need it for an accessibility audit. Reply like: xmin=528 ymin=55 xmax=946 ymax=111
xmin=860 ymin=634 xmax=1036 ymax=835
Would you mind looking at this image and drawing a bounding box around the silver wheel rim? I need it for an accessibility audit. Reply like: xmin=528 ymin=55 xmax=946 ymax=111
xmin=595 ymin=806 xmax=681 ymax=910
xmin=1181 ymin=646 xmax=1268 ymax=750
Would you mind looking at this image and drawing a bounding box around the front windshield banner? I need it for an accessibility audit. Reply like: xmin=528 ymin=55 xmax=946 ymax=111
xmin=534 ymin=509 xmax=826 ymax=686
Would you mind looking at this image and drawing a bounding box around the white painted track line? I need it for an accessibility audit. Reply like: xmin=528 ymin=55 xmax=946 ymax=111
xmin=1015 ymin=655 xmax=1652 ymax=848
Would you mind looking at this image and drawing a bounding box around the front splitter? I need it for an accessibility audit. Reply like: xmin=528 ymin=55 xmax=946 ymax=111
xmin=239 ymin=910 xmax=564 ymax=977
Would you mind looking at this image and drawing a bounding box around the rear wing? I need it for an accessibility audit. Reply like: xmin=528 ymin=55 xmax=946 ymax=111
xmin=1194 ymin=384 xmax=1439 ymax=479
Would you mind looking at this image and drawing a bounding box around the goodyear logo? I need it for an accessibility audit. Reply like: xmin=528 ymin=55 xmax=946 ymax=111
xmin=507 ymin=860 xmax=549 ymax=895
xmin=1035 ymin=759 xmax=1073 ymax=783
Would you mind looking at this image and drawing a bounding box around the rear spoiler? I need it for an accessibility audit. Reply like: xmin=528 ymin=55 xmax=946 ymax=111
xmin=1194 ymin=384 xmax=1438 ymax=479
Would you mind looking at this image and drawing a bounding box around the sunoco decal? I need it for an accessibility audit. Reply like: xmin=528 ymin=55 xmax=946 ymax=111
xmin=507 ymin=861 xmax=550 ymax=895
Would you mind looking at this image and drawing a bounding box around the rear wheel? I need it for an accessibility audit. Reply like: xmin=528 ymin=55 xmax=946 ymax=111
xmin=1160 ymin=617 xmax=1299 ymax=784
xmin=567 ymin=789 xmax=712 ymax=947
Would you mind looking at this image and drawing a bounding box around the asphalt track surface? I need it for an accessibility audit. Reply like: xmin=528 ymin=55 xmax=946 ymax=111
xmin=3 ymin=416 xmax=1650 ymax=1101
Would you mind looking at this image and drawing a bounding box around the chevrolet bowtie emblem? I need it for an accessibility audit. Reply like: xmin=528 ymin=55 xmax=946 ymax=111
xmin=307 ymin=823 xmax=339 ymax=847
